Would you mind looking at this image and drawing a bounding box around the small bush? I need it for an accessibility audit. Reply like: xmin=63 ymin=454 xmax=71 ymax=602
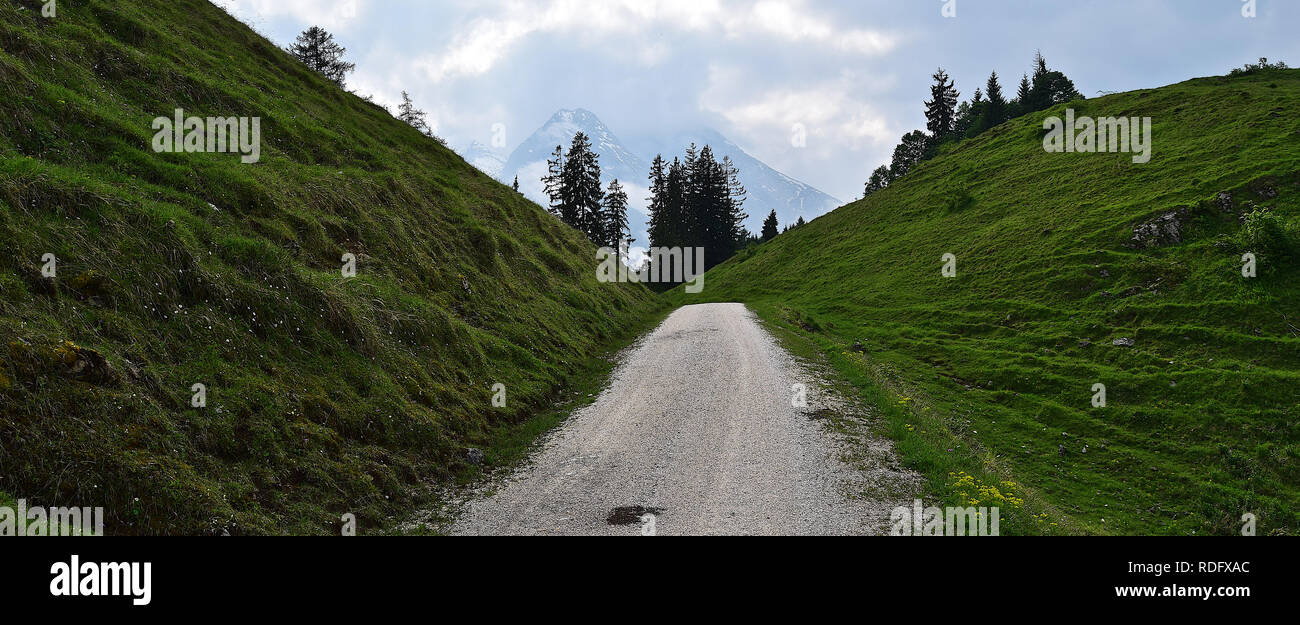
xmin=1230 ymin=58 xmax=1290 ymax=77
xmin=943 ymin=186 xmax=975 ymax=213
xmin=1237 ymin=207 xmax=1295 ymax=263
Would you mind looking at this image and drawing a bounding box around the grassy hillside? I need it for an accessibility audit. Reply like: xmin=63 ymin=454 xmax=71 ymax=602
xmin=0 ymin=0 xmax=659 ymax=534
xmin=676 ymin=68 xmax=1300 ymax=535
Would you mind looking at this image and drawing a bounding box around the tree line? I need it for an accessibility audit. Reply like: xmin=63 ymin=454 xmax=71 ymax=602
xmin=645 ymin=146 xmax=749 ymax=271
xmin=540 ymin=134 xmax=753 ymax=279
xmin=865 ymin=52 xmax=1083 ymax=197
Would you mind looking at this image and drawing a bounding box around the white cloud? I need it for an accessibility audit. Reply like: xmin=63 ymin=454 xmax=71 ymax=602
xmin=701 ymin=65 xmax=896 ymax=149
xmin=739 ymin=1 xmax=894 ymax=54
xmin=697 ymin=63 xmax=897 ymax=199
xmin=419 ymin=0 xmax=896 ymax=83
xmin=217 ymin=0 xmax=365 ymax=30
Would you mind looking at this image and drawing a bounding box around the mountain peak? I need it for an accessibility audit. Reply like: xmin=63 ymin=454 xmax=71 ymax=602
xmin=548 ymin=108 xmax=603 ymax=127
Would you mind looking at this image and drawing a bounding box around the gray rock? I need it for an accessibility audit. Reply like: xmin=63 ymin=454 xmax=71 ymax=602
xmin=1113 ymin=338 xmax=1136 ymax=347
xmin=1215 ymin=192 xmax=1234 ymax=213
xmin=1130 ymin=208 xmax=1189 ymax=249
xmin=466 ymin=448 xmax=485 ymax=465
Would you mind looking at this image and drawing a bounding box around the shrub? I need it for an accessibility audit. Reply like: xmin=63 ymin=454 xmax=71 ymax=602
xmin=1230 ymin=58 xmax=1290 ymax=77
xmin=944 ymin=186 xmax=975 ymax=213
xmin=1237 ymin=207 xmax=1295 ymax=263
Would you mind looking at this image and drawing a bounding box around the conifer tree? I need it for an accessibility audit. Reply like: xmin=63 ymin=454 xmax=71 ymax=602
xmin=979 ymin=71 xmax=1008 ymax=132
xmin=924 ymin=68 xmax=960 ymax=140
xmin=288 ymin=26 xmax=356 ymax=86
xmin=396 ymin=91 xmax=430 ymax=135
xmin=664 ymin=157 xmax=689 ymax=247
xmin=723 ymin=156 xmax=749 ymax=249
xmin=761 ymin=210 xmax=779 ymax=241
xmin=559 ymin=132 xmax=604 ymax=239
xmin=647 ymin=155 xmax=670 ymax=248
xmin=600 ymin=179 xmax=630 ymax=253
xmin=1015 ymin=73 xmax=1033 ymax=116
xmin=542 ymin=146 xmax=564 ymax=218
xmin=1026 ymin=51 xmax=1081 ymax=111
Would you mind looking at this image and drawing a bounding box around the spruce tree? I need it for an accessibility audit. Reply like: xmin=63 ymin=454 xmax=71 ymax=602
xmin=693 ymin=145 xmax=727 ymax=264
xmin=1028 ymin=51 xmax=1053 ymax=111
xmin=723 ymin=156 xmax=749 ymax=250
xmin=542 ymin=146 xmax=564 ymax=218
xmin=665 ymin=158 xmax=688 ymax=248
xmin=559 ymin=132 xmax=603 ymax=239
xmin=646 ymin=155 xmax=669 ymax=248
xmin=1015 ymin=73 xmax=1032 ymax=116
xmin=980 ymin=71 xmax=1008 ymax=132
xmin=288 ymin=26 xmax=356 ymax=86
xmin=1027 ymin=52 xmax=1083 ymax=111
xmin=601 ymin=179 xmax=630 ymax=253
xmin=924 ymin=68 xmax=960 ymax=140
xmin=761 ymin=210 xmax=779 ymax=241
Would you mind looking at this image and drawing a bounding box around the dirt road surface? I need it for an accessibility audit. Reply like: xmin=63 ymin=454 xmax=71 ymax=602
xmin=447 ymin=303 xmax=919 ymax=536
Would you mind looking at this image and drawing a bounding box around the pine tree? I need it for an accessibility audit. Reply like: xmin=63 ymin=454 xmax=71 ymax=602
xmin=542 ymin=134 xmax=605 ymax=241
xmin=1027 ymin=52 xmax=1082 ymax=112
xmin=512 ymin=176 xmax=520 ymax=194
xmin=288 ymin=26 xmax=356 ymax=86
xmin=795 ymin=216 xmax=806 ymax=227
xmin=396 ymin=91 xmax=430 ymax=135
xmin=1015 ymin=73 xmax=1032 ymax=116
xmin=723 ymin=156 xmax=749 ymax=249
xmin=600 ymin=179 xmax=630 ymax=253
xmin=1032 ymin=51 xmax=1050 ymax=84
xmin=646 ymin=155 xmax=669 ymax=248
xmin=693 ymin=145 xmax=727 ymax=264
xmin=761 ymin=210 xmax=779 ymax=241
xmin=924 ymin=68 xmax=960 ymax=140
xmin=559 ymin=132 xmax=604 ymax=240
xmin=542 ymin=146 xmax=564 ymax=218
xmin=980 ymin=71 xmax=1008 ymax=132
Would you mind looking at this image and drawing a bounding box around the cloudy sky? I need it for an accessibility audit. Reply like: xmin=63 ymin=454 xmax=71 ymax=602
xmin=215 ymin=0 xmax=1298 ymax=203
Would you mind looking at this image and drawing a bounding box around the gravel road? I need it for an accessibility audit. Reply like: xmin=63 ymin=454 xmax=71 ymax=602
xmin=447 ymin=303 xmax=920 ymax=536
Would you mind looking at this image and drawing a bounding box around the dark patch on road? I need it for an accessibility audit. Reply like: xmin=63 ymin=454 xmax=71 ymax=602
xmin=606 ymin=506 xmax=664 ymax=525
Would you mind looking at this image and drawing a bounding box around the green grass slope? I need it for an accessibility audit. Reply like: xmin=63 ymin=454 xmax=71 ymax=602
xmin=677 ymin=69 xmax=1300 ymax=535
xmin=0 ymin=0 xmax=658 ymax=534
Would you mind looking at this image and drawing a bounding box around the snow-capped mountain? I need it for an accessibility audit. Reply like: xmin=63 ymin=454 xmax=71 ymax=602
xmin=502 ymin=109 xmax=648 ymax=193
xmin=498 ymin=108 xmax=842 ymax=249
xmin=459 ymin=140 xmax=507 ymax=180
xmin=503 ymin=109 xmax=653 ymax=248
